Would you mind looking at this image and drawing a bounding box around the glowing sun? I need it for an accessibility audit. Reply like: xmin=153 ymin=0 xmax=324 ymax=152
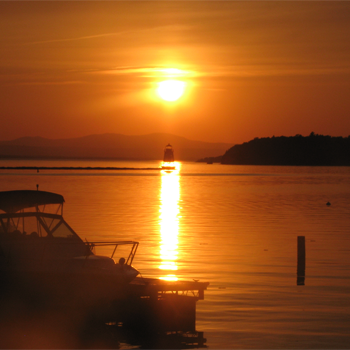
xmin=157 ymin=80 xmax=186 ymax=102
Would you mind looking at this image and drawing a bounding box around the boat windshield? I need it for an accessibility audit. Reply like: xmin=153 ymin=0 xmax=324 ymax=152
xmin=51 ymin=221 xmax=76 ymax=239
xmin=0 ymin=213 xmax=80 ymax=240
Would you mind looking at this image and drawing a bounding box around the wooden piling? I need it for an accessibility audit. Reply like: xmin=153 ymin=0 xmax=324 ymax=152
xmin=297 ymin=236 xmax=305 ymax=285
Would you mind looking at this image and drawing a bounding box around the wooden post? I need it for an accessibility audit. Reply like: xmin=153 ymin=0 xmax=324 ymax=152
xmin=297 ymin=236 xmax=305 ymax=285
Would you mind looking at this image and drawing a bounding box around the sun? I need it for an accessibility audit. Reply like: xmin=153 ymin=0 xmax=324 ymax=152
xmin=157 ymin=80 xmax=186 ymax=102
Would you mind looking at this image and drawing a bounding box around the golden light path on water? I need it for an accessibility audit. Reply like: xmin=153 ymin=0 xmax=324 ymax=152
xmin=158 ymin=163 xmax=181 ymax=281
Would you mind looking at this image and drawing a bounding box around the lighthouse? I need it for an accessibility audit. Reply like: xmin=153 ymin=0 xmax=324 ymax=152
xmin=162 ymin=144 xmax=176 ymax=170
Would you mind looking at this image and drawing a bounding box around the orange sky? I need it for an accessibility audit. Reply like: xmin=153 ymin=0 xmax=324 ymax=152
xmin=0 ymin=1 xmax=350 ymax=144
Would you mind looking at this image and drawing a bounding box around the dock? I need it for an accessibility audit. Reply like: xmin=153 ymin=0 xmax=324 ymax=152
xmin=106 ymin=277 xmax=210 ymax=331
xmin=130 ymin=277 xmax=209 ymax=300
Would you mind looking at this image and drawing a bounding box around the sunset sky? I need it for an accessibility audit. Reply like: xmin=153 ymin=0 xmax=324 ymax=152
xmin=1 ymin=1 xmax=349 ymax=144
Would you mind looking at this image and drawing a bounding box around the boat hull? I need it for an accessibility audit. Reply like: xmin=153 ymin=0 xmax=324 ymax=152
xmin=0 ymin=268 xmax=135 ymax=310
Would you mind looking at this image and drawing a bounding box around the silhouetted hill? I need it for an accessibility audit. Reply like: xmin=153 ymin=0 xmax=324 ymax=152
xmin=0 ymin=133 xmax=233 ymax=162
xmin=221 ymin=133 xmax=350 ymax=166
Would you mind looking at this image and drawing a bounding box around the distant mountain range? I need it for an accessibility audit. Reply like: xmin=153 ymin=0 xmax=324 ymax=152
xmin=0 ymin=133 xmax=233 ymax=161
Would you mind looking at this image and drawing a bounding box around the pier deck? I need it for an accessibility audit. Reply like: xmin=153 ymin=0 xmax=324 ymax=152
xmin=129 ymin=277 xmax=209 ymax=300
xmin=109 ymin=277 xmax=210 ymax=331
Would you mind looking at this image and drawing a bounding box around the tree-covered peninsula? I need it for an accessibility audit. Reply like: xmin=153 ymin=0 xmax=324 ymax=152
xmin=220 ymin=133 xmax=350 ymax=166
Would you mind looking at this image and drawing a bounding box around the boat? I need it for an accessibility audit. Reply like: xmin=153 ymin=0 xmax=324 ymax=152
xmin=0 ymin=190 xmax=139 ymax=308
xmin=161 ymin=144 xmax=176 ymax=170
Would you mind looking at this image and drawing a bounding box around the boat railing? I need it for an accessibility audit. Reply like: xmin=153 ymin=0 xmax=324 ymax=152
xmin=85 ymin=241 xmax=139 ymax=265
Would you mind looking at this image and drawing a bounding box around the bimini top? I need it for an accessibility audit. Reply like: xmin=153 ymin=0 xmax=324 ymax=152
xmin=0 ymin=190 xmax=65 ymax=213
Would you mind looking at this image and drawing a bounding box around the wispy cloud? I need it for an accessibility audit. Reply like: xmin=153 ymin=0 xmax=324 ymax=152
xmin=27 ymin=24 xmax=189 ymax=45
xmin=27 ymin=32 xmax=125 ymax=45
xmin=200 ymin=65 xmax=350 ymax=78
xmin=92 ymin=66 xmax=198 ymax=78
xmin=99 ymin=63 xmax=350 ymax=81
xmin=17 ymin=80 xmax=84 ymax=86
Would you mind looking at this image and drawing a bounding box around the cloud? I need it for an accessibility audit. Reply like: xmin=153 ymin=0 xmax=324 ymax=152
xmin=99 ymin=63 xmax=350 ymax=81
xmin=27 ymin=32 xmax=125 ymax=45
xmin=17 ymin=80 xmax=84 ymax=86
xmin=26 ymin=24 xmax=189 ymax=46
xmin=90 ymin=66 xmax=198 ymax=79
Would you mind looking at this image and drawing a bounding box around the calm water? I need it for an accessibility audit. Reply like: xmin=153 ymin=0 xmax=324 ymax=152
xmin=1 ymin=160 xmax=350 ymax=348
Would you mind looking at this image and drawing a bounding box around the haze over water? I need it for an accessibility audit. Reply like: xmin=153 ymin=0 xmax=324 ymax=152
xmin=1 ymin=160 xmax=350 ymax=348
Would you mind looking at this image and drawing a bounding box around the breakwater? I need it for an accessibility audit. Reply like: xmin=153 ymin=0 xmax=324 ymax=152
xmin=0 ymin=166 xmax=162 ymax=171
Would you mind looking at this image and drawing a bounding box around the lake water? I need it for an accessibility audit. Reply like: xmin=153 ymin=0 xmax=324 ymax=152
xmin=1 ymin=160 xmax=350 ymax=349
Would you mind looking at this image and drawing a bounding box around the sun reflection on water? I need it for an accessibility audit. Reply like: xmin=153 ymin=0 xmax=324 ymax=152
xmin=159 ymin=164 xmax=181 ymax=281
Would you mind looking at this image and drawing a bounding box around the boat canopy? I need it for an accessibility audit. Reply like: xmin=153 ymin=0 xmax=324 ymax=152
xmin=0 ymin=190 xmax=65 ymax=213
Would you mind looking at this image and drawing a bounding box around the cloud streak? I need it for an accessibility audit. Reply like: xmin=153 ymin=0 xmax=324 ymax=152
xmin=26 ymin=24 xmax=189 ymax=45
xmin=27 ymin=32 xmax=126 ymax=45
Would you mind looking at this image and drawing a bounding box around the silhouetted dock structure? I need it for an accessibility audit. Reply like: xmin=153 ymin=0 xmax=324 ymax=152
xmin=108 ymin=277 xmax=209 ymax=331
